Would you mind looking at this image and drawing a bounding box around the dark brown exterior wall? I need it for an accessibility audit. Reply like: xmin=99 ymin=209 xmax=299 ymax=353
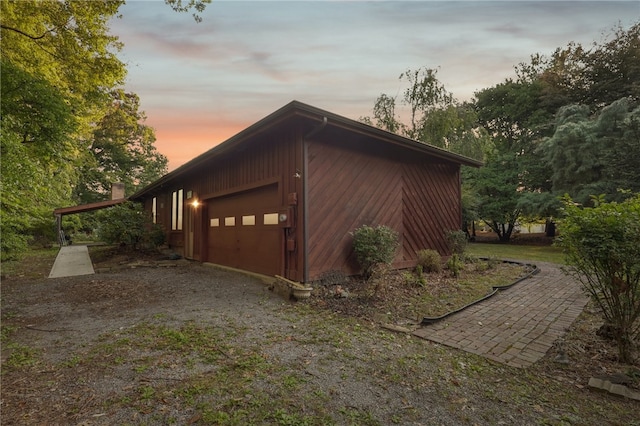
xmin=306 ymin=134 xmax=461 ymax=281
xmin=149 ymin=126 xmax=305 ymax=281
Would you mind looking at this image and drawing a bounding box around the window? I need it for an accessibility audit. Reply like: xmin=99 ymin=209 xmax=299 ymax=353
xmin=151 ymin=197 xmax=157 ymax=224
xmin=210 ymin=218 xmax=220 ymax=227
xmin=264 ymin=213 xmax=279 ymax=225
xmin=224 ymin=216 xmax=236 ymax=226
xmin=171 ymin=189 xmax=183 ymax=230
xmin=242 ymin=215 xmax=256 ymax=226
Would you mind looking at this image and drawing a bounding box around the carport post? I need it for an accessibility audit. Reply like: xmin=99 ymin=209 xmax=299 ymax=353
xmin=55 ymin=213 xmax=63 ymax=247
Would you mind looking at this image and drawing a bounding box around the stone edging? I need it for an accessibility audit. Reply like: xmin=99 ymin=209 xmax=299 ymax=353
xmin=420 ymin=259 xmax=540 ymax=325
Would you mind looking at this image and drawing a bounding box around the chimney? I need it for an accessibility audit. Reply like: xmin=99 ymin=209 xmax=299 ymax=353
xmin=111 ymin=182 xmax=125 ymax=200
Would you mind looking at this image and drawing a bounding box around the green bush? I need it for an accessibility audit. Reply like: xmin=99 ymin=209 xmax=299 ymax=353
xmin=351 ymin=224 xmax=399 ymax=279
xmin=445 ymin=229 xmax=468 ymax=256
xmin=97 ymin=201 xmax=165 ymax=250
xmin=557 ymin=193 xmax=640 ymax=363
xmin=446 ymin=254 xmax=464 ymax=278
xmin=416 ymin=249 xmax=442 ymax=273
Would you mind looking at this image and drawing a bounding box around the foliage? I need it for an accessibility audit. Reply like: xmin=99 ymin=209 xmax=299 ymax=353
xmin=557 ymin=194 xmax=640 ymax=362
xmin=0 ymin=60 xmax=78 ymax=258
xmin=0 ymin=1 xmax=178 ymax=258
xmin=351 ymin=225 xmax=399 ymax=279
xmin=97 ymin=202 xmax=165 ymax=250
xmin=164 ymin=0 xmax=212 ymax=22
xmin=361 ymin=67 xmax=490 ymax=161
xmin=445 ymin=230 xmax=468 ymax=256
xmin=541 ymin=98 xmax=640 ymax=205
xmin=470 ymin=23 xmax=640 ymax=239
xmin=0 ymin=1 xmax=125 ymax=258
xmin=75 ymin=90 xmax=168 ymax=204
xmin=416 ymin=249 xmax=442 ymax=273
xmin=446 ymin=254 xmax=464 ymax=278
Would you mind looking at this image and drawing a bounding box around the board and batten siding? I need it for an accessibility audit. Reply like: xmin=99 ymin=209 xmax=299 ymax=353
xmin=306 ymin=135 xmax=461 ymax=281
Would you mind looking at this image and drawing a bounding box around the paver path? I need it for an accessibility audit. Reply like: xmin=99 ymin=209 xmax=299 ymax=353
xmin=413 ymin=261 xmax=589 ymax=368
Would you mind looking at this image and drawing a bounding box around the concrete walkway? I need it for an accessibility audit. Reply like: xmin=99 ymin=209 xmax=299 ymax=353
xmin=413 ymin=261 xmax=589 ymax=368
xmin=48 ymin=245 xmax=95 ymax=278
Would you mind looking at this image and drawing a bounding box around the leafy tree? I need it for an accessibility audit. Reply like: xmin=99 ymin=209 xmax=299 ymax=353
xmin=75 ymin=90 xmax=168 ymax=204
xmin=471 ymin=23 xmax=639 ymax=240
xmin=0 ymin=0 xmax=199 ymax=258
xmin=362 ymin=67 xmax=490 ymax=161
xmin=0 ymin=61 xmax=79 ymax=260
xmin=541 ymin=98 xmax=640 ymax=205
xmin=472 ymin=78 xmax=556 ymax=241
xmin=558 ymin=194 xmax=640 ymax=363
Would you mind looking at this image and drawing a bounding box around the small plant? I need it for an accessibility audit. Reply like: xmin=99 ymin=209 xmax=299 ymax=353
xmin=445 ymin=229 xmax=468 ymax=256
xmin=416 ymin=249 xmax=442 ymax=273
xmin=446 ymin=254 xmax=464 ymax=278
xmin=486 ymin=256 xmax=501 ymax=269
xmin=414 ymin=265 xmax=427 ymax=287
xmin=351 ymin=224 xmax=399 ymax=279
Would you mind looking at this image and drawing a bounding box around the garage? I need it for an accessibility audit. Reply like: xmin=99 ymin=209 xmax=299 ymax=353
xmin=206 ymin=183 xmax=283 ymax=276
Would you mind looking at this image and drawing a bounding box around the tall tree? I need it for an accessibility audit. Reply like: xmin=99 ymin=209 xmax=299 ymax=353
xmin=75 ymin=90 xmax=168 ymax=204
xmin=542 ymin=98 xmax=640 ymax=204
xmin=362 ymin=67 xmax=489 ymax=161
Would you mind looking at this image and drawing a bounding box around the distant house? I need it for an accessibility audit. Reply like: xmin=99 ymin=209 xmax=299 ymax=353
xmin=130 ymin=101 xmax=482 ymax=283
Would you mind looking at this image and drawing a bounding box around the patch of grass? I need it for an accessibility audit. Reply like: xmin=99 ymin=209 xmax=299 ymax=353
xmin=467 ymin=243 xmax=564 ymax=264
xmin=3 ymin=343 xmax=40 ymax=370
xmin=1 ymin=247 xmax=59 ymax=278
xmin=403 ymin=262 xmax=526 ymax=318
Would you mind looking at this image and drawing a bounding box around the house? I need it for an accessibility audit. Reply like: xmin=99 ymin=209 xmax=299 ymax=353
xmin=130 ymin=101 xmax=482 ymax=283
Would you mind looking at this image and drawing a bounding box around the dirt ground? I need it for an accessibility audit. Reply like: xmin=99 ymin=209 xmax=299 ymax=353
xmin=1 ymin=249 xmax=638 ymax=425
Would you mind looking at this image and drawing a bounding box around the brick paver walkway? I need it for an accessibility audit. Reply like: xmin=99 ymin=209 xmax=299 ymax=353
xmin=412 ymin=261 xmax=589 ymax=368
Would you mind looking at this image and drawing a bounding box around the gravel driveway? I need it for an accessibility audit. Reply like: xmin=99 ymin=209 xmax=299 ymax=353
xmin=2 ymin=260 xmax=636 ymax=425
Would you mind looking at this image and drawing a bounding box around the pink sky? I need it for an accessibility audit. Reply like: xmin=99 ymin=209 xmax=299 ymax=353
xmin=111 ymin=1 xmax=639 ymax=171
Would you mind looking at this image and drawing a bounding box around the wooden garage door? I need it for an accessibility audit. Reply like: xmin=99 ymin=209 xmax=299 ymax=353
xmin=207 ymin=184 xmax=281 ymax=276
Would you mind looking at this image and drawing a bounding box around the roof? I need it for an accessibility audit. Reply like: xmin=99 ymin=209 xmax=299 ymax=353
xmin=54 ymin=198 xmax=128 ymax=216
xmin=131 ymin=100 xmax=483 ymax=200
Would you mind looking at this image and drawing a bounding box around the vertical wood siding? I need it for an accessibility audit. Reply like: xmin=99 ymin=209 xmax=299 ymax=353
xmin=151 ymin=126 xmax=305 ymax=281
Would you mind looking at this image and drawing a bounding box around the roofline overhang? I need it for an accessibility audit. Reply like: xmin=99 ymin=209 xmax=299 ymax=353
xmin=53 ymin=198 xmax=129 ymax=216
xmin=130 ymin=100 xmax=483 ymax=200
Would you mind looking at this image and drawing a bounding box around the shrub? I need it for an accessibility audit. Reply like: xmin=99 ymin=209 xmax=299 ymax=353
xmin=351 ymin=224 xmax=399 ymax=279
xmin=97 ymin=201 xmax=165 ymax=250
xmin=557 ymin=194 xmax=640 ymax=363
xmin=446 ymin=254 xmax=464 ymax=278
xmin=416 ymin=249 xmax=442 ymax=273
xmin=445 ymin=229 xmax=468 ymax=256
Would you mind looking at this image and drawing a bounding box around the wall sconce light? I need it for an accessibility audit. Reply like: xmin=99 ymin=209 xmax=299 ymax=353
xmin=191 ymin=199 xmax=200 ymax=208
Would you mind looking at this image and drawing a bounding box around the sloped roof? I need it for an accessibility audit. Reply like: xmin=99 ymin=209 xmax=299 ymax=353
xmin=131 ymin=100 xmax=482 ymax=200
xmin=53 ymin=198 xmax=128 ymax=216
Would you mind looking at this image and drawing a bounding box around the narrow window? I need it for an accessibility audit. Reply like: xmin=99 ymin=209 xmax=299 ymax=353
xmin=152 ymin=197 xmax=157 ymax=224
xmin=171 ymin=189 xmax=183 ymax=230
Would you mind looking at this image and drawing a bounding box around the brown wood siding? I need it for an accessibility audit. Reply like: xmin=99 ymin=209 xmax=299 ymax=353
xmin=307 ymin=138 xmax=403 ymax=280
xmin=307 ymin=135 xmax=461 ymax=281
xmin=150 ymin=126 xmax=304 ymax=280
xmin=402 ymin=161 xmax=461 ymax=257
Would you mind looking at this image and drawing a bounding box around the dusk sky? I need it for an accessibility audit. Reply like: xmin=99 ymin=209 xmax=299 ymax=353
xmin=110 ymin=1 xmax=639 ymax=171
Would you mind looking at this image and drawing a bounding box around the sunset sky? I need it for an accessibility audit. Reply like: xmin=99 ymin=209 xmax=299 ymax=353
xmin=110 ymin=1 xmax=638 ymax=171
